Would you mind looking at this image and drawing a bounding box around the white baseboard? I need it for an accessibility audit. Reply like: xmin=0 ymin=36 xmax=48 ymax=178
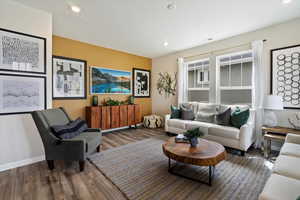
xmin=0 ymin=155 xmax=45 ymax=172
xmin=102 ymin=123 xmax=143 ymax=133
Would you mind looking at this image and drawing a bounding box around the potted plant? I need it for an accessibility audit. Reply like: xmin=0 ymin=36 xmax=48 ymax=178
xmin=184 ymin=128 xmax=204 ymax=147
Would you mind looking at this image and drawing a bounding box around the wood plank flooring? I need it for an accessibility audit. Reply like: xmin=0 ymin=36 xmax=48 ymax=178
xmin=0 ymin=128 xmax=165 ymax=200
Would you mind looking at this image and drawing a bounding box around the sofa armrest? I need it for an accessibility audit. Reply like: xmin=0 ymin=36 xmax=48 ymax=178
xmin=285 ymin=133 xmax=300 ymax=144
xmin=165 ymin=114 xmax=171 ymax=131
xmin=239 ymin=122 xmax=254 ymax=151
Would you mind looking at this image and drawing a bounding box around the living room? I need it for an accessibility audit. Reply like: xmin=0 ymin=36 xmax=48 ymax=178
xmin=0 ymin=0 xmax=300 ymax=199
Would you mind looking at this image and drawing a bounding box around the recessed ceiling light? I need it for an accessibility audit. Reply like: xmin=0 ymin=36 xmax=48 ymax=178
xmin=166 ymin=2 xmax=176 ymax=10
xmin=71 ymin=5 xmax=81 ymax=13
xmin=281 ymin=0 xmax=292 ymax=4
xmin=163 ymin=41 xmax=169 ymax=47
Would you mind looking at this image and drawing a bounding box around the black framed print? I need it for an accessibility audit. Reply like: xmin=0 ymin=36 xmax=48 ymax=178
xmin=133 ymin=68 xmax=151 ymax=98
xmin=0 ymin=74 xmax=46 ymax=115
xmin=0 ymin=28 xmax=46 ymax=74
xmin=52 ymin=56 xmax=87 ymax=99
xmin=271 ymin=44 xmax=300 ymax=109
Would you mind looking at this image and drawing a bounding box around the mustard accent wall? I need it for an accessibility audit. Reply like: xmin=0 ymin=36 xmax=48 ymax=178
xmin=52 ymin=35 xmax=152 ymax=120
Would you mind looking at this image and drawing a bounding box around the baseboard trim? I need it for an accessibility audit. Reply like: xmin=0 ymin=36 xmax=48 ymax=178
xmin=0 ymin=155 xmax=45 ymax=172
xmin=102 ymin=123 xmax=143 ymax=133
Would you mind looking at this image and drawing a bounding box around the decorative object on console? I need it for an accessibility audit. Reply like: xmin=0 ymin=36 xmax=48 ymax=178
xmin=92 ymin=95 xmax=98 ymax=106
xmin=52 ymin=56 xmax=87 ymax=99
xmin=184 ymin=128 xmax=204 ymax=147
xmin=133 ymin=68 xmax=150 ymax=98
xmin=0 ymin=28 xmax=46 ymax=74
xmin=90 ymin=66 xmax=131 ymax=94
xmin=156 ymin=72 xmax=177 ymax=98
xmin=143 ymin=115 xmax=163 ymax=128
xmin=288 ymin=112 xmax=300 ymax=130
xmin=128 ymin=95 xmax=134 ymax=104
xmin=263 ymin=95 xmax=283 ymax=127
xmin=0 ymin=73 xmax=46 ymax=115
xmin=271 ymin=44 xmax=300 ymax=109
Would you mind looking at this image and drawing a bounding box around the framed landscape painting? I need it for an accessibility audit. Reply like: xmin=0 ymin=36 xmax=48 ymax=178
xmin=0 ymin=74 xmax=46 ymax=115
xmin=52 ymin=56 xmax=87 ymax=99
xmin=0 ymin=28 xmax=46 ymax=74
xmin=90 ymin=66 xmax=131 ymax=94
xmin=133 ymin=68 xmax=150 ymax=98
xmin=271 ymin=44 xmax=300 ymax=109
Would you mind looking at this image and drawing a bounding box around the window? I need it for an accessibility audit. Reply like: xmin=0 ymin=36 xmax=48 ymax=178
xmin=217 ymin=51 xmax=253 ymax=105
xmin=187 ymin=58 xmax=210 ymax=102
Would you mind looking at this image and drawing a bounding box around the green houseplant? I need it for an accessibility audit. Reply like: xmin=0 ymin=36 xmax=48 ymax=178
xmin=184 ymin=128 xmax=204 ymax=147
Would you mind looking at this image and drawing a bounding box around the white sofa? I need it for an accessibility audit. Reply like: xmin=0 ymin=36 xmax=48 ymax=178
xmin=165 ymin=102 xmax=255 ymax=154
xmin=259 ymin=134 xmax=300 ymax=200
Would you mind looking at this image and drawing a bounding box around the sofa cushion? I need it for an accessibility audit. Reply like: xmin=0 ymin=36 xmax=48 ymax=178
xmin=167 ymin=119 xmax=186 ymax=129
xmin=208 ymin=125 xmax=240 ymax=140
xmin=195 ymin=112 xmax=215 ymax=123
xmin=74 ymin=131 xmax=101 ymax=154
xmin=259 ymin=174 xmax=300 ymax=200
xmin=280 ymin=142 xmax=300 ymax=158
xmin=185 ymin=120 xmax=215 ymax=135
xmin=219 ymin=104 xmax=249 ymax=114
xmin=273 ymin=155 xmax=300 ymax=180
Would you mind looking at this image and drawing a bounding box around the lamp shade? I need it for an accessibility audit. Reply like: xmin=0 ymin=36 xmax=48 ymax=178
xmin=264 ymin=95 xmax=283 ymax=110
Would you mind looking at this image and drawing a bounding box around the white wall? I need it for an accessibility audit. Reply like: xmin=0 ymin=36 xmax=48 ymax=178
xmin=0 ymin=0 xmax=52 ymax=171
xmin=152 ymin=17 xmax=300 ymax=128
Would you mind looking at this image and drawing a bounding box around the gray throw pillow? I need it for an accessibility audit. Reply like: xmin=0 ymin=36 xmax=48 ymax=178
xmin=195 ymin=112 xmax=215 ymax=123
xmin=180 ymin=104 xmax=195 ymax=120
xmin=215 ymin=108 xmax=231 ymax=126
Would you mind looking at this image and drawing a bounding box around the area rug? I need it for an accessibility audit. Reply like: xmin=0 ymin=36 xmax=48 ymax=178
xmin=89 ymin=136 xmax=271 ymax=200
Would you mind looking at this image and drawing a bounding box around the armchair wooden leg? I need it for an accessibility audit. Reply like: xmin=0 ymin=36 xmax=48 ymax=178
xmin=47 ymin=160 xmax=54 ymax=170
xmin=97 ymin=145 xmax=100 ymax=152
xmin=79 ymin=161 xmax=85 ymax=172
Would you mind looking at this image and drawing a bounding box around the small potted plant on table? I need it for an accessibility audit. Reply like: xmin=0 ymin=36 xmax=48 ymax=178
xmin=184 ymin=128 xmax=204 ymax=148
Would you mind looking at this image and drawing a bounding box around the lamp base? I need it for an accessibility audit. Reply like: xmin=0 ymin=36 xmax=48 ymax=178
xmin=264 ymin=110 xmax=278 ymax=127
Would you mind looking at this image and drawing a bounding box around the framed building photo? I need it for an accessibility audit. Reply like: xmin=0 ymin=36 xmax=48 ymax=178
xmin=133 ymin=68 xmax=151 ymax=98
xmin=271 ymin=44 xmax=300 ymax=109
xmin=0 ymin=74 xmax=46 ymax=115
xmin=52 ymin=56 xmax=87 ymax=99
xmin=0 ymin=28 xmax=46 ymax=74
xmin=90 ymin=66 xmax=131 ymax=94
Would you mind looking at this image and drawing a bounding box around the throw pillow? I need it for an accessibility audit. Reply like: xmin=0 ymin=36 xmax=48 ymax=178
xmin=170 ymin=105 xmax=181 ymax=119
xmin=215 ymin=108 xmax=231 ymax=126
xmin=180 ymin=104 xmax=195 ymax=120
xmin=51 ymin=118 xmax=88 ymax=139
xmin=195 ymin=112 xmax=215 ymax=123
xmin=231 ymin=108 xmax=250 ymax=128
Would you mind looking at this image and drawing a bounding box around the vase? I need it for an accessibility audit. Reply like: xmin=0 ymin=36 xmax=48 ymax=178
xmin=92 ymin=95 xmax=98 ymax=106
xmin=190 ymin=137 xmax=198 ymax=147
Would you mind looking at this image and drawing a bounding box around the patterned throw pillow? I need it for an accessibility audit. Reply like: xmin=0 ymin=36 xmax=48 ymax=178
xmin=51 ymin=118 xmax=88 ymax=139
xmin=170 ymin=105 xmax=181 ymax=119
xmin=231 ymin=108 xmax=250 ymax=129
xmin=215 ymin=108 xmax=231 ymax=126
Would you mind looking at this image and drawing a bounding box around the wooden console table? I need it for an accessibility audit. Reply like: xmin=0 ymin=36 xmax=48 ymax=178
xmin=86 ymin=104 xmax=141 ymax=130
xmin=262 ymin=126 xmax=300 ymax=158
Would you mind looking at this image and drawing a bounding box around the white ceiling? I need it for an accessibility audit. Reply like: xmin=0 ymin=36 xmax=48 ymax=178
xmin=12 ymin=0 xmax=300 ymax=58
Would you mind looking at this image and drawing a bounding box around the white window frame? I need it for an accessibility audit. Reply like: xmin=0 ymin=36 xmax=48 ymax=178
xmin=216 ymin=50 xmax=253 ymax=104
xmin=186 ymin=58 xmax=210 ymax=91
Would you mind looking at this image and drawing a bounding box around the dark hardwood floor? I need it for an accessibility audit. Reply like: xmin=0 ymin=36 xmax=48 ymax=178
xmin=0 ymin=128 xmax=165 ymax=200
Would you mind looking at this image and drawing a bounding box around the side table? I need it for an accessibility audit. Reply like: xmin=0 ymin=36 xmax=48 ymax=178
xmin=262 ymin=126 xmax=300 ymax=158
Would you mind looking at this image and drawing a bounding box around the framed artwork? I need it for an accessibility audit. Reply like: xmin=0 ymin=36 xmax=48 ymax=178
xmin=0 ymin=73 xmax=46 ymax=115
xmin=90 ymin=66 xmax=131 ymax=94
xmin=271 ymin=44 xmax=300 ymax=109
xmin=133 ymin=68 xmax=151 ymax=98
xmin=52 ymin=56 xmax=87 ymax=99
xmin=0 ymin=28 xmax=46 ymax=74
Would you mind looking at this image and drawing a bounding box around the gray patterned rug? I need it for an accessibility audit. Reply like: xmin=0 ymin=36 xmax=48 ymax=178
xmin=89 ymin=136 xmax=271 ymax=200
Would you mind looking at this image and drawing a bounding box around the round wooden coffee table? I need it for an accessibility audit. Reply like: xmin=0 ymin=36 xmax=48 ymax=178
xmin=162 ymin=137 xmax=226 ymax=186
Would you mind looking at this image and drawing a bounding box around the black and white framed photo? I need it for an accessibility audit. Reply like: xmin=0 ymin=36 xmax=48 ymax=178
xmin=0 ymin=74 xmax=46 ymax=115
xmin=52 ymin=56 xmax=87 ymax=99
xmin=0 ymin=28 xmax=46 ymax=74
xmin=271 ymin=44 xmax=300 ymax=109
xmin=133 ymin=68 xmax=150 ymax=98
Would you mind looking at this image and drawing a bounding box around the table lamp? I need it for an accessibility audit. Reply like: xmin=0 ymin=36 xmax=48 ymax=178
xmin=263 ymin=95 xmax=283 ymax=127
